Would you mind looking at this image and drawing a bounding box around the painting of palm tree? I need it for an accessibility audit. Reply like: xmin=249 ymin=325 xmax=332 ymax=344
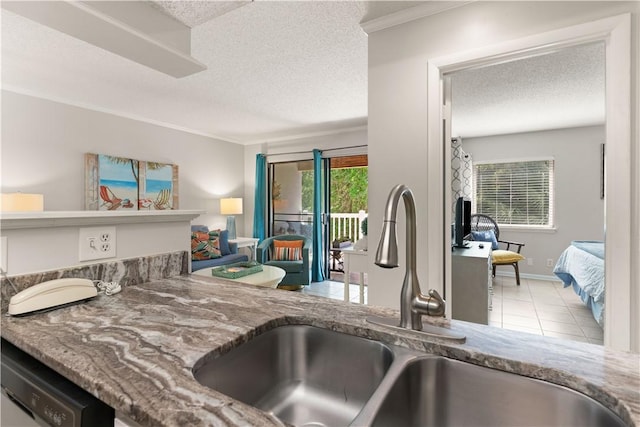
xmin=96 ymin=154 xmax=137 ymax=210
xmin=140 ymin=162 xmax=176 ymax=210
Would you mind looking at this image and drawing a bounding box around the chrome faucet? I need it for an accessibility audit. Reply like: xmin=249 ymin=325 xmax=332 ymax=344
xmin=375 ymin=184 xmax=446 ymax=331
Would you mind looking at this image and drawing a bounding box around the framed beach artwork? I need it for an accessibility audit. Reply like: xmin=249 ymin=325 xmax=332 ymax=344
xmin=138 ymin=161 xmax=179 ymax=210
xmin=85 ymin=154 xmax=178 ymax=210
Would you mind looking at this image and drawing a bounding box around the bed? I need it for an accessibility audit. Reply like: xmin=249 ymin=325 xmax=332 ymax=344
xmin=553 ymin=240 xmax=604 ymax=327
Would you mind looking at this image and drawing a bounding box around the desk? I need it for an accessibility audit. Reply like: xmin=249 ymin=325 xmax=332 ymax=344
xmin=451 ymin=241 xmax=492 ymax=324
xmin=193 ymin=265 xmax=285 ymax=288
xmin=229 ymin=237 xmax=259 ymax=261
xmin=342 ymin=248 xmax=368 ymax=304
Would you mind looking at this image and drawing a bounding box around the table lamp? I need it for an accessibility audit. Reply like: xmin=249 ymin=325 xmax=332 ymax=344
xmin=1 ymin=193 xmax=44 ymax=211
xmin=220 ymin=197 xmax=242 ymax=239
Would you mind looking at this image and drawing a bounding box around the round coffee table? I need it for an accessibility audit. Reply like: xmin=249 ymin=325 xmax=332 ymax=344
xmin=192 ymin=265 xmax=286 ymax=288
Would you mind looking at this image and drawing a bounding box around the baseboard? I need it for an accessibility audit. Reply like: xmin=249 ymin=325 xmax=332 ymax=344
xmin=494 ymin=271 xmax=561 ymax=282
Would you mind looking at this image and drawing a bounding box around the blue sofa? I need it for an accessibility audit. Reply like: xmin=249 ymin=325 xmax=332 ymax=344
xmin=191 ymin=225 xmax=248 ymax=272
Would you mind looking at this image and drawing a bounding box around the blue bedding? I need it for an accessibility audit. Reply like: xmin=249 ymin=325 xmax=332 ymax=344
xmin=553 ymin=240 xmax=605 ymax=326
xmin=571 ymin=240 xmax=604 ymax=260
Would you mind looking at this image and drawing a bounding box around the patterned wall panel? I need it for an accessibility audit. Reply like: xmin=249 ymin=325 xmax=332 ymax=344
xmin=451 ymin=137 xmax=473 ymax=214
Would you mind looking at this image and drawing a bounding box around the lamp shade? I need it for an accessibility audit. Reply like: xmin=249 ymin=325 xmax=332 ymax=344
xmin=220 ymin=198 xmax=243 ymax=215
xmin=1 ymin=193 xmax=44 ymax=212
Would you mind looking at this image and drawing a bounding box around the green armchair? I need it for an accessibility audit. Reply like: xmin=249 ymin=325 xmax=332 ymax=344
xmin=257 ymin=234 xmax=311 ymax=287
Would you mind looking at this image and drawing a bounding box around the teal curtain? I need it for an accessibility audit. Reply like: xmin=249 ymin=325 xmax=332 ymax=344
xmin=312 ymin=149 xmax=325 ymax=282
xmin=252 ymin=154 xmax=266 ymax=242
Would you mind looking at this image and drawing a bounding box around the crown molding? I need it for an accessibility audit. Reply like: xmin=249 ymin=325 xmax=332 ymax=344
xmin=3 ymin=87 xmax=240 ymax=144
xmin=246 ymin=123 xmax=368 ymax=145
xmin=5 ymin=87 xmax=368 ymax=146
xmin=360 ymin=1 xmax=475 ymax=34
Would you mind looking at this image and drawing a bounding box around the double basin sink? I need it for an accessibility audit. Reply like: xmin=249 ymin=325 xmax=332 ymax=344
xmin=192 ymin=325 xmax=627 ymax=427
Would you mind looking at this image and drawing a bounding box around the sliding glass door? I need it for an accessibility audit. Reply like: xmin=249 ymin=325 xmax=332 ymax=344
xmin=268 ymin=159 xmax=330 ymax=279
xmin=266 ymin=154 xmax=368 ymax=282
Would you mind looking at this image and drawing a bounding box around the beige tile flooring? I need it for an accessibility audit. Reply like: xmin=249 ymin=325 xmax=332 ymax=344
xmin=490 ymin=276 xmax=603 ymax=345
xmin=302 ymin=274 xmax=369 ymax=304
xmin=301 ymin=273 xmax=603 ymax=345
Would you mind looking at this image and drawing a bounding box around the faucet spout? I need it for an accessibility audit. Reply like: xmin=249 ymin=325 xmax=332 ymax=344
xmin=375 ymin=184 xmax=446 ymax=331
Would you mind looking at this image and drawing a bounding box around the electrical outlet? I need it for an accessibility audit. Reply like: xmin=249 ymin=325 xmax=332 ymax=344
xmin=527 ymin=258 xmax=533 ymax=266
xmin=546 ymin=258 xmax=554 ymax=268
xmin=79 ymin=227 xmax=116 ymax=261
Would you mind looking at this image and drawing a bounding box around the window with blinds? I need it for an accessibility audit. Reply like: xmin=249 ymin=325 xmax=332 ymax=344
xmin=473 ymin=159 xmax=554 ymax=227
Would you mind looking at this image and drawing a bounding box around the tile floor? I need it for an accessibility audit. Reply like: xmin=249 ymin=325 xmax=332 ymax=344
xmin=489 ymin=276 xmax=603 ymax=345
xmin=300 ymin=273 xmax=603 ymax=345
xmin=301 ymin=272 xmax=368 ymax=304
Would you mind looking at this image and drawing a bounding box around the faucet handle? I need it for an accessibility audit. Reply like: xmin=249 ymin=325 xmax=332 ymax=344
xmin=428 ymin=289 xmax=444 ymax=303
xmin=425 ymin=289 xmax=446 ymax=317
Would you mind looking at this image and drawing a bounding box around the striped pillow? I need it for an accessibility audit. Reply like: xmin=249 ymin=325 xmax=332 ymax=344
xmin=272 ymin=239 xmax=303 ymax=261
xmin=273 ymin=246 xmax=302 ymax=261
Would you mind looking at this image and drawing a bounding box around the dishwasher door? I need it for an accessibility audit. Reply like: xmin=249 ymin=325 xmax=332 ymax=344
xmin=1 ymin=389 xmax=43 ymax=427
xmin=1 ymin=339 xmax=115 ymax=427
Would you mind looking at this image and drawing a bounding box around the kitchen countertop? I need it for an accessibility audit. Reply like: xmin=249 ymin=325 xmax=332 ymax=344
xmin=1 ymin=275 xmax=639 ymax=426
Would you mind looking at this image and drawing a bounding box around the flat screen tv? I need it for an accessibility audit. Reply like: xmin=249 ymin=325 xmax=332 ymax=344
xmin=453 ymin=196 xmax=471 ymax=248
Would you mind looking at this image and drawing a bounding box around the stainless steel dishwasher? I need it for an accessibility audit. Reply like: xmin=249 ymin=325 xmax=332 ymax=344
xmin=1 ymin=338 xmax=115 ymax=427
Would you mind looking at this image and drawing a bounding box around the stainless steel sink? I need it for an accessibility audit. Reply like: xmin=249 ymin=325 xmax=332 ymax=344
xmin=194 ymin=325 xmax=627 ymax=427
xmin=365 ymin=356 xmax=627 ymax=427
xmin=192 ymin=325 xmax=394 ymax=427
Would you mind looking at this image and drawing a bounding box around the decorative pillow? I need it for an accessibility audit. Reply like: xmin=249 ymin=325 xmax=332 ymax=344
xmin=273 ymin=246 xmax=302 ymax=261
xmin=492 ymin=250 xmax=525 ymax=264
xmin=208 ymin=229 xmax=231 ymax=256
xmin=191 ymin=231 xmax=221 ymax=260
xmin=272 ymin=239 xmax=303 ymax=261
xmin=471 ymin=230 xmax=499 ymax=250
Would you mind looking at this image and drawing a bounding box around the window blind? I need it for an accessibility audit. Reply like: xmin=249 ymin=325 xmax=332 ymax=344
xmin=473 ymin=160 xmax=554 ymax=226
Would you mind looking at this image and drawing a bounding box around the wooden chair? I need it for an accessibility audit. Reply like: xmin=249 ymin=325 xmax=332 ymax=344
xmin=469 ymin=214 xmax=526 ymax=285
xmin=99 ymin=185 xmax=122 ymax=210
xmin=153 ymin=189 xmax=171 ymax=210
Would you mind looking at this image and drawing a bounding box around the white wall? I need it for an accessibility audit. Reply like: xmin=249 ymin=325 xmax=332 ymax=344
xmin=1 ymin=220 xmax=190 ymax=275
xmin=1 ymin=91 xmax=245 ymax=230
xmin=1 ymin=91 xmax=245 ymax=274
xmin=462 ymin=126 xmax=605 ymax=277
xmin=367 ymin=1 xmax=639 ymax=351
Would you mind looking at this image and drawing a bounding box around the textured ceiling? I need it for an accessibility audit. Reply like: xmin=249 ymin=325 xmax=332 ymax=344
xmin=149 ymin=0 xmax=252 ymax=27
xmin=451 ymin=42 xmax=605 ymax=138
xmin=1 ymin=1 xmax=604 ymax=145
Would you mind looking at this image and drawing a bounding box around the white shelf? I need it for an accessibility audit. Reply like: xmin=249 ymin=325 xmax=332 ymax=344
xmin=0 ymin=210 xmax=204 ymax=230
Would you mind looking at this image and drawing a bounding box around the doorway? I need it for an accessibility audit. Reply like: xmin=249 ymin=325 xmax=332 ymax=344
xmin=268 ymin=159 xmax=329 ymax=278
xmin=327 ymin=155 xmax=368 ymax=281
xmin=446 ymin=43 xmax=606 ymax=344
xmin=427 ymin=14 xmax=631 ymax=351
xmin=266 ymin=154 xmax=368 ymax=284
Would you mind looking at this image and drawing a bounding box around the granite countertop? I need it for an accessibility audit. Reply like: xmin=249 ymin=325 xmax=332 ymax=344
xmin=2 ymin=275 xmax=639 ymax=426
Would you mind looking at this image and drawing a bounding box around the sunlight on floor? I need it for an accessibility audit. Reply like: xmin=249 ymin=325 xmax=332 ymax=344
xmin=299 ymin=275 xmax=602 ymax=345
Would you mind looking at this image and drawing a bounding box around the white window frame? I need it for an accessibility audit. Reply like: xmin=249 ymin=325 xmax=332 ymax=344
xmin=472 ymin=158 xmax=555 ymax=229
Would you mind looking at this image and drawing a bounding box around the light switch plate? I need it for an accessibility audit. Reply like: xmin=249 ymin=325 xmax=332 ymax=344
xmin=79 ymin=226 xmax=116 ymax=261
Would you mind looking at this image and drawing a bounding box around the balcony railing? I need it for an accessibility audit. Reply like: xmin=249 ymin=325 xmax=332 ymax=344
xmin=272 ymin=210 xmax=367 ymax=246
xmin=330 ymin=210 xmax=367 ymax=244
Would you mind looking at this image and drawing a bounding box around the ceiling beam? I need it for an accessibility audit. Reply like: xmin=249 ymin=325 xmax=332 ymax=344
xmin=2 ymin=1 xmax=207 ymax=78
